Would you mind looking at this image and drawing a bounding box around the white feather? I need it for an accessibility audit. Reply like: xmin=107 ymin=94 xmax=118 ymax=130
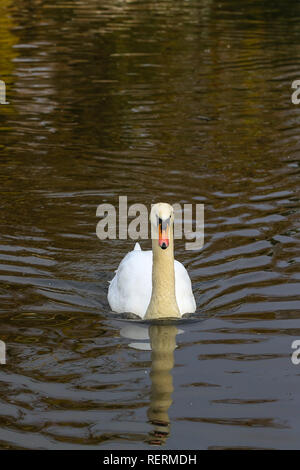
xmin=108 ymin=244 xmax=196 ymax=318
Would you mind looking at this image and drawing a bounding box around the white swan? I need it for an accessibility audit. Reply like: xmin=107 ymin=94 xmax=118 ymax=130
xmin=107 ymin=203 xmax=196 ymax=319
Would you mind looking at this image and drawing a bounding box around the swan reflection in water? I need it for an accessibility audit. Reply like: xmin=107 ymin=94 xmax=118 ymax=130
xmin=120 ymin=321 xmax=182 ymax=445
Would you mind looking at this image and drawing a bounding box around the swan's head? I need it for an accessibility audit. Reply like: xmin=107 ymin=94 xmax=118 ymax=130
xmin=150 ymin=203 xmax=174 ymax=250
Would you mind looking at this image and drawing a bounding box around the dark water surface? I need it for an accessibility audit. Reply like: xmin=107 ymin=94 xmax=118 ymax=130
xmin=0 ymin=0 xmax=300 ymax=449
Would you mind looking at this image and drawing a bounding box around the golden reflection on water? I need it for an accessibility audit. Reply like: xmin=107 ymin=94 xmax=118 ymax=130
xmin=121 ymin=322 xmax=179 ymax=446
xmin=147 ymin=325 xmax=177 ymax=445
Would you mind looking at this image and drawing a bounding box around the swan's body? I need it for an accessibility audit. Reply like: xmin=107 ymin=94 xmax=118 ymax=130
xmin=108 ymin=203 xmax=196 ymax=319
xmin=108 ymin=242 xmax=196 ymax=318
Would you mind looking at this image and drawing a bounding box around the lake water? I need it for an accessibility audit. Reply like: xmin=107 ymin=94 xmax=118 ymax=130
xmin=0 ymin=0 xmax=299 ymax=449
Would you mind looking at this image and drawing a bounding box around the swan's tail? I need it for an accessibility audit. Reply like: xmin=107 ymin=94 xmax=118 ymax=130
xmin=134 ymin=242 xmax=141 ymax=251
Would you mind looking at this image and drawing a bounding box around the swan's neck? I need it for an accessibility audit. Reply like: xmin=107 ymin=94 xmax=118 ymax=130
xmin=145 ymin=228 xmax=180 ymax=319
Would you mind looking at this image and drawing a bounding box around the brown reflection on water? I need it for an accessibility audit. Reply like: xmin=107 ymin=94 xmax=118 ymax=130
xmin=0 ymin=0 xmax=299 ymax=450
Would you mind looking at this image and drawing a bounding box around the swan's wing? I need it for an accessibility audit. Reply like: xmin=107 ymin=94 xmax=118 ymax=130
xmin=108 ymin=241 xmax=196 ymax=317
xmin=174 ymin=260 xmax=196 ymax=314
xmin=108 ymin=250 xmax=152 ymax=318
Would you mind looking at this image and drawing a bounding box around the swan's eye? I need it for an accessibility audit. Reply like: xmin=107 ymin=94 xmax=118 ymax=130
xmin=158 ymin=217 xmax=170 ymax=230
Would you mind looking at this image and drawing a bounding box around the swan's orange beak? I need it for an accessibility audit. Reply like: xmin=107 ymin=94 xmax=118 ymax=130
xmin=158 ymin=219 xmax=169 ymax=249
